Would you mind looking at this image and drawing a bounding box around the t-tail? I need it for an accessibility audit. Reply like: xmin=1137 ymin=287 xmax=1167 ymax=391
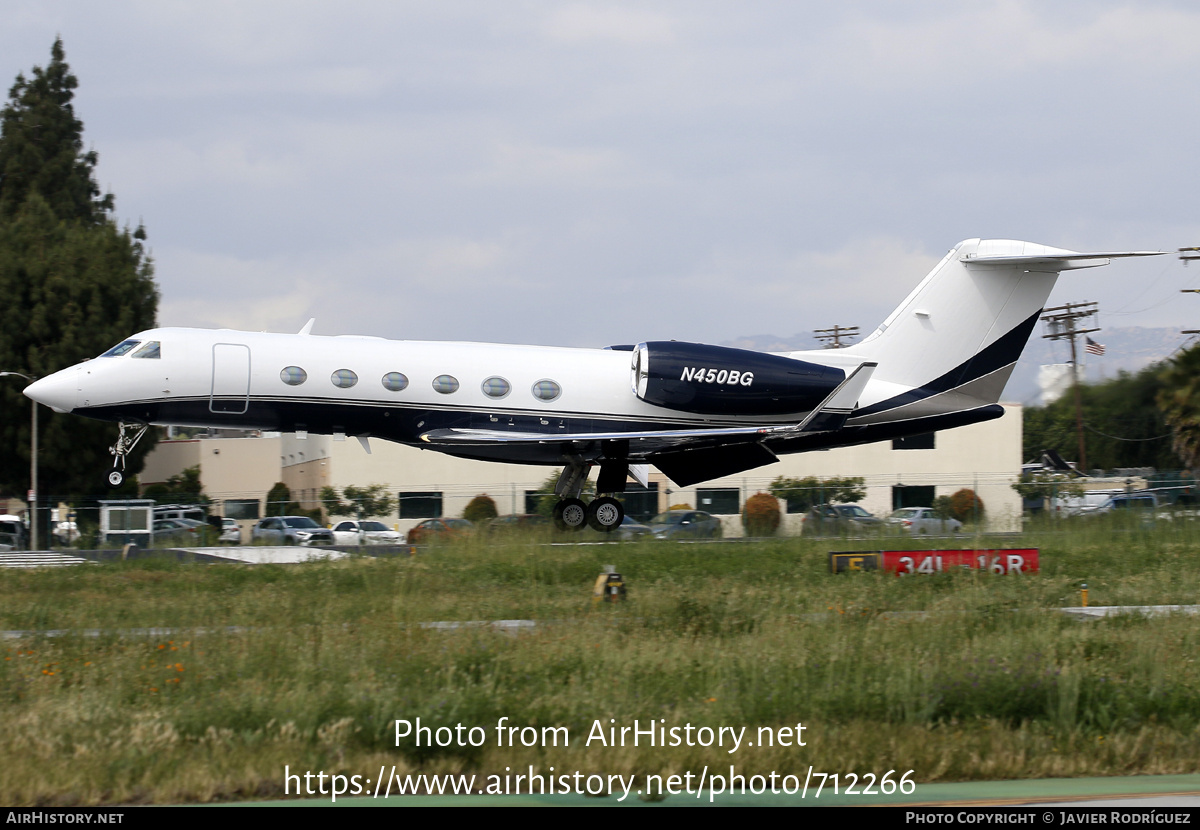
xmin=822 ymin=238 xmax=1163 ymax=426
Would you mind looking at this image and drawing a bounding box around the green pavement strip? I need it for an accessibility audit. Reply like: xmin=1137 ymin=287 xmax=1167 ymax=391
xmin=224 ymin=773 xmax=1200 ymax=806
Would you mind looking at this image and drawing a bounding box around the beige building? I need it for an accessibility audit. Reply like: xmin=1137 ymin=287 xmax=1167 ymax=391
xmin=138 ymin=403 xmax=1024 ymax=536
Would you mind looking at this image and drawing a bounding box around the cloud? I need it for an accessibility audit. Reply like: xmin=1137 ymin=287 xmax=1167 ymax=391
xmin=540 ymin=4 xmax=678 ymax=45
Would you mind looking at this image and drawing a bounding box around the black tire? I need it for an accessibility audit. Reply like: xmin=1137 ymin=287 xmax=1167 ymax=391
xmin=587 ymin=497 xmax=624 ymax=532
xmin=553 ymin=498 xmax=588 ymax=531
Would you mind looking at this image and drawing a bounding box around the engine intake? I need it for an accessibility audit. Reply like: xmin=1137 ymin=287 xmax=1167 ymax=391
xmin=631 ymin=342 xmax=844 ymax=416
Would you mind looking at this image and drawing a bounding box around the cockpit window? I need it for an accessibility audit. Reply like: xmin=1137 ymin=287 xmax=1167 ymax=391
xmin=101 ymin=340 xmax=140 ymax=357
xmin=131 ymin=341 xmax=161 ymax=359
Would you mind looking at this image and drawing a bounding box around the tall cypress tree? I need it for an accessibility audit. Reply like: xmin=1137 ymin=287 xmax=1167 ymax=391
xmin=0 ymin=39 xmax=158 ymax=501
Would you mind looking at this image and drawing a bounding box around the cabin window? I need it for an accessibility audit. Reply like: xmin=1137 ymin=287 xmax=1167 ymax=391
xmin=531 ymin=379 xmax=561 ymax=402
xmin=433 ymin=375 xmax=459 ymax=394
xmin=131 ymin=341 xmax=161 ymax=359
xmin=382 ymin=372 xmax=409 ymax=392
xmin=332 ymin=369 xmax=358 ymax=388
xmin=101 ymin=340 xmax=140 ymax=357
xmin=280 ymin=366 xmax=307 ymax=386
xmin=481 ymin=376 xmax=511 ymax=398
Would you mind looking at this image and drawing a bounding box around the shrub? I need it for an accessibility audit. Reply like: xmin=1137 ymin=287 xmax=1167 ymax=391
xmin=741 ymin=492 xmax=781 ymax=536
xmin=949 ymin=488 xmax=985 ymax=524
xmin=463 ymin=494 xmax=498 ymax=523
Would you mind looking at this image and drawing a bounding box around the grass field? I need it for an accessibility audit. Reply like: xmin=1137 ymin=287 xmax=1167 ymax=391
xmin=2 ymin=518 xmax=1199 ymax=804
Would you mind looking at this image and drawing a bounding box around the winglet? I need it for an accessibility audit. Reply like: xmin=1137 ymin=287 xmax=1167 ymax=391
xmin=298 ymin=318 xmax=316 ymax=336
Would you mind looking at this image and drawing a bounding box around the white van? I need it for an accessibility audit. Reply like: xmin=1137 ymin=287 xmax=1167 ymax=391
xmin=1052 ymin=490 xmax=1123 ymax=517
xmin=0 ymin=514 xmax=28 ymax=550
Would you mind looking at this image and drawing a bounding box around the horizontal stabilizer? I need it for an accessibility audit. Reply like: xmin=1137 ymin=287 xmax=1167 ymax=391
xmin=961 ymin=249 xmax=1164 ymax=271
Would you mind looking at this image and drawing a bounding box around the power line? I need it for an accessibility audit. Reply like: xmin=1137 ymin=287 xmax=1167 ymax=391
xmin=813 ymin=325 xmax=859 ymax=349
xmin=1041 ymin=301 xmax=1099 ymax=471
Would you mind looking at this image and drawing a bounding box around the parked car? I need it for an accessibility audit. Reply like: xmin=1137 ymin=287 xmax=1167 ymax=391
xmin=153 ymin=517 xmax=209 ymax=545
xmin=646 ymin=510 xmax=723 ymax=540
xmin=885 ymin=507 xmax=962 ymax=536
xmin=1078 ymin=492 xmax=1158 ymax=518
xmin=1052 ymin=490 xmax=1122 ymax=517
xmin=219 ymin=518 xmax=242 ymax=545
xmin=251 ymin=516 xmax=335 ymax=546
xmin=612 ymin=515 xmax=653 ymax=541
xmin=331 ymin=520 xmax=403 ymax=545
xmin=406 ymin=518 xmax=474 ymax=545
xmin=800 ymin=504 xmax=883 ymax=536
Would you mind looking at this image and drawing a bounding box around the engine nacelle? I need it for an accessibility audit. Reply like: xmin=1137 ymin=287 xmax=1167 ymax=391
xmin=631 ymin=342 xmax=845 ymax=416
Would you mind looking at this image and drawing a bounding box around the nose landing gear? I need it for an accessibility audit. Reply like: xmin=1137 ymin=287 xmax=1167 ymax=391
xmin=106 ymin=421 xmax=149 ymax=488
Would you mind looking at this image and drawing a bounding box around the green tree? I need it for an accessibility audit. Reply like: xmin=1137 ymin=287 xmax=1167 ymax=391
xmin=265 ymin=483 xmax=292 ymax=517
xmin=1011 ymin=472 xmax=1084 ymax=507
xmin=1158 ymin=344 xmax=1200 ymax=473
xmin=141 ymin=465 xmax=209 ymax=506
xmin=0 ymin=39 xmax=158 ymax=501
xmin=768 ymin=475 xmax=866 ymax=513
xmin=1024 ymin=364 xmax=1180 ymax=471
xmin=319 ymin=484 xmax=395 ymax=519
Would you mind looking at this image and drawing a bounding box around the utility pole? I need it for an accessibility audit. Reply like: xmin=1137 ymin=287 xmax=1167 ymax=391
xmin=0 ymin=371 xmax=38 ymax=550
xmin=1180 ymin=287 xmax=1200 ymax=336
xmin=813 ymin=325 xmax=859 ymax=349
xmin=1041 ymin=301 xmax=1099 ymax=474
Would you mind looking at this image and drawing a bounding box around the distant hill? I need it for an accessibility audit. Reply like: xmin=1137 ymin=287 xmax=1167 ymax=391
xmin=722 ymin=326 xmax=1188 ymax=406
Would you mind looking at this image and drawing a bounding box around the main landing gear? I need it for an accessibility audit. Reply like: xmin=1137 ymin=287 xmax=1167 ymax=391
xmin=106 ymin=421 xmax=149 ymax=488
xmin=550 ymin=462 xmax=625 ymax=533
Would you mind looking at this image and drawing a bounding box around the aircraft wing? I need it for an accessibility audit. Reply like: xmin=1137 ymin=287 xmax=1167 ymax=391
xmin=418 ymin=362 xmax=878 ymax=450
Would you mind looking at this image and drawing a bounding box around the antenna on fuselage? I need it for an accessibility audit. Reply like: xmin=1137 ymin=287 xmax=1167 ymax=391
xmin=298 ymin=318 xmax=316 ymax=335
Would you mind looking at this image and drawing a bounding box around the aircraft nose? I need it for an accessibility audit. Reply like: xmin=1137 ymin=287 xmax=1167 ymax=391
xmin=24 ymin=369 xmax=78 ymax=413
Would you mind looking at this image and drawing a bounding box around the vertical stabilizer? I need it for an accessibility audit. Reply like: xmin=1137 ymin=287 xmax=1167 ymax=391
xmin=833 ymin=239 xmax=1160 ymax=422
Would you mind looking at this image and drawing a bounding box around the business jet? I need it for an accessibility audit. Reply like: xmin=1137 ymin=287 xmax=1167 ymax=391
xmin=23 ymin=238 xmax=1162 ymax=533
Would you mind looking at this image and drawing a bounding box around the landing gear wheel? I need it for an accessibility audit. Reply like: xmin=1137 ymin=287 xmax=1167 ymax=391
xmin=553 ymin=498 xmax=588 ymax=532
xmin=587 ymin=497 xmax=624 ymax=532
xmin=107 ymin=470 xmax=124 ymax=488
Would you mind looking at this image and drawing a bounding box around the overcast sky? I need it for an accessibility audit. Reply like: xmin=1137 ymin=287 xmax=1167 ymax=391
xmin=4 ymin=1 xmax=1199 ymax=350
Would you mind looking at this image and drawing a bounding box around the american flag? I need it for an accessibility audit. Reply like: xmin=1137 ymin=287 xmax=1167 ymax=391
xmin=1086 ymin=337 xmax=1105 ymax=356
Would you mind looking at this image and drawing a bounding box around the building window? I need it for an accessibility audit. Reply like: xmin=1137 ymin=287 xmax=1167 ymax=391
xmin=281 ymin=366 xmax=307 ymax=386
xmin=399 ymin=492 xmax=443 ymax=519
xmin=332 ymin=369 xmax=358 ymax=388
xmin=892 ymin=485 xmax=935 ymax=510
xmin=382 ymin=372 xmax=409 ymax=392
xmin=224 ymin=499 xmax=260 ymax=520
xmin=893 ymin=432 xmax=936 ymax=450
xmin=697 ymin=487 xmax=740 ymax=515
xmin=531 ymin=379 xmax=561 ymax=401
xmin=621 ymin=482 xmax=660 ymax=521
xmin=482 ymin=376 xmax=511 ymax=398
xmin=524 ymin=491 xmax=546 ymax=514
xmin=433 ymin=375 xmax=459 ymax=394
